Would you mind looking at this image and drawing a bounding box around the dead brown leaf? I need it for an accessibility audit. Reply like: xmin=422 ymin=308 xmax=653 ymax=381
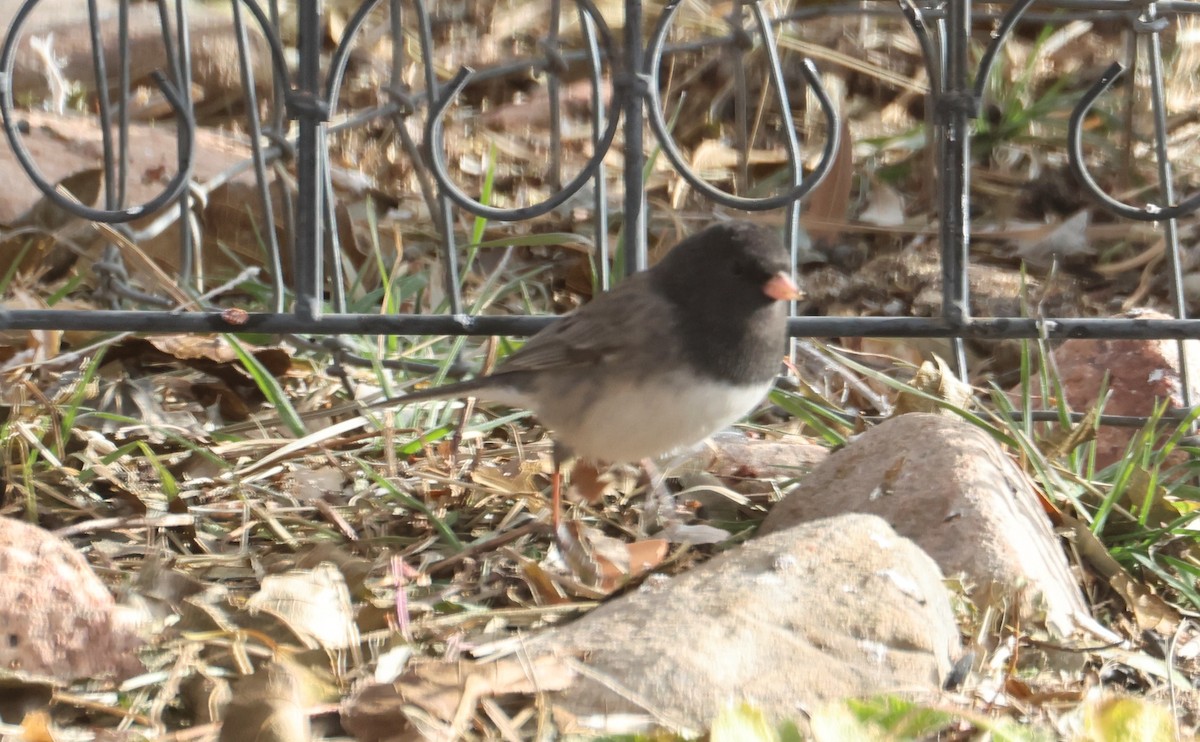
xmin=1040 ymin=402 xmax=1101 ymax=460
xmin=801 ymin=117 xmax=853 ymax=244
xmin=87 ymin=335 xmax=293 ymax=424
xmin=1012 ymin=210 xmax=1096 ymax=267
xmin=0 ymin=168 xmax=101 ymax=280
xmin=1062 ymin=513 xmax=1181 ymax=634
xmin=244 ymin=564 xmax=359 ymax=651
xmin=568 ymin=460 xmax=615 ymax=505
xmin=391 ymin=655 xmax=578 ymax=725
xmin=557 ymin=521 xmax=668 ymax=594
xmin=19 ymin=710 xmax=56 ymax=742
xmin=521 ymin=560 xmax=570 ymax=606
xmin=857 ymin=179 xmax=907 ymax=227
xmin=892 ymin=355 xmax=974 ymax=415
xmin=672 ymin=140 xmax=790 ymax=209
xmin=219 ymin=660 xmax=315 ymax=742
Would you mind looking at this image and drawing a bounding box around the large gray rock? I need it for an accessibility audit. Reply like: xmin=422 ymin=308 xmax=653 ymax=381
xmin=538 ymin=515 xmax=959 ymax=733
xmin=761 ymin=413 xmax=1096 ymax=638
xmin=344 ymin=514 xmax=962 ymax=739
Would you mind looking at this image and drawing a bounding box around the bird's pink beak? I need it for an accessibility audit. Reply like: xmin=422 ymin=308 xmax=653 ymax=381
xmin=763 ymin=271 xmax=803 ymax=301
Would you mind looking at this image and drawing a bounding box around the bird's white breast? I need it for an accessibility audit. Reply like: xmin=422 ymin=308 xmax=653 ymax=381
xmin=535 ymin=375 xmax=773 ymax=463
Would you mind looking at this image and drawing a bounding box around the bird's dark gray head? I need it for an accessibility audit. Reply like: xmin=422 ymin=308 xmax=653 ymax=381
xmin=650 ymin=220 xmax=797 ymax=385
xmin=652 ymin=220 xmax=795 ymax=308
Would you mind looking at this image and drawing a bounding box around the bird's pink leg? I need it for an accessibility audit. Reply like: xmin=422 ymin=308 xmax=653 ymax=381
xmin=551 ymin=460 xmax=563 ymax=535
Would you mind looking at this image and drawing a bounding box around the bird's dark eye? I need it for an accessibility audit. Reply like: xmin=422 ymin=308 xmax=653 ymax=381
xmin=731 ymin=259 xmax=763 ymax=281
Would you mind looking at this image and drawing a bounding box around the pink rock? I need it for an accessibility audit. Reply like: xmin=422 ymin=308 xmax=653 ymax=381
xmin=1017 ymin=310 xmax=1199 ymax=468
xmin=0 ymin=517 xmax=143 ymax=681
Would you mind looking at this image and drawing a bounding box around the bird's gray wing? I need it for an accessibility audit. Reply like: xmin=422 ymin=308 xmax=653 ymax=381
xmin=495 ymin=272 xmax=676 ymax=375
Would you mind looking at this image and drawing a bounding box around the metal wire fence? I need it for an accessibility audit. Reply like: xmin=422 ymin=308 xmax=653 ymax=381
xmin=1 ymin=0 xmax=1199 ymax=398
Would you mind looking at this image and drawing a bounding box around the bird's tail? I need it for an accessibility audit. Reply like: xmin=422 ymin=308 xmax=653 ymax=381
xmin=387 ymin=376 xmax=497 ymax=404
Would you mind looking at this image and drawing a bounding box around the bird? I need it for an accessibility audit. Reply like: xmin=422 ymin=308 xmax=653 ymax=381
xmin=388 ymin=220 xmax=801 ymax=536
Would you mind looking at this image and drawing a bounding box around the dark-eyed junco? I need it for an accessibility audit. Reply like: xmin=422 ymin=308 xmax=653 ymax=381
xmin=392 ymin=220 xmax=801 ymax=533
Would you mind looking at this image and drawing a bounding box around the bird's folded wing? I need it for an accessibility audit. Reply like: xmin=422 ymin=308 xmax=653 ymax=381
xmin=495 ymin=273 xmax=675 ymax=375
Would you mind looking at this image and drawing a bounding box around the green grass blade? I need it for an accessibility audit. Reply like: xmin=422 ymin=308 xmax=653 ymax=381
xmin=226 ymin=335 xmax=306 ymax=437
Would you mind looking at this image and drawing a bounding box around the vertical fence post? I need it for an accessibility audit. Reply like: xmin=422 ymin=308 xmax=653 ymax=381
xmin=623 ymin=0 xmax=647 ymax=274
xmin=937 ymin=0 xmax=973 ymax=376
xmin=1141 ymin=5 xmax=1194 ymax=411
xmin=413 ymin=1 xmax=465 ymax=317
xmin=292 ymin=0 xmax=325 ymax=321
xmin=581 ymin=9 xmax=611 ymax=290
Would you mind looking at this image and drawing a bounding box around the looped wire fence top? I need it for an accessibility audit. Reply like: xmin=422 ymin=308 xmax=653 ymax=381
xmin=1 ymin=1 xmax=1200 ymax=370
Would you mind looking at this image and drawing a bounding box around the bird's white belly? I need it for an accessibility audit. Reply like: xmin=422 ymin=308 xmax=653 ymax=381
xmin=537 ymin=376 xmax=772 ymax=463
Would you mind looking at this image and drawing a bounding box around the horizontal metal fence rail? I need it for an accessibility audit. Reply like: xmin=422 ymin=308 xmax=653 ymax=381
xmin=1 ymin=1 xmax=1199 ymax=363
